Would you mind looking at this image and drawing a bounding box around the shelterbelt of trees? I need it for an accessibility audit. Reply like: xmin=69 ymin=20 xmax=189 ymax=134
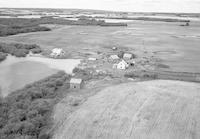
xmin=0 ymin=17 xmax=127 ymax=36
xmin=0 ymin=42 xmax=42 ymax=62
xmin=0 ymin=18 xmax=51 ymax=36
xmin=0 ymin=71 xmax=71 ymax=139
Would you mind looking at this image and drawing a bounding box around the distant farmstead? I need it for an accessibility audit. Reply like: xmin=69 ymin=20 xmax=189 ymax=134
xmin=50 ymin=48 xmax=65 ymax=57
xmin=70 ymin=78 xmax=84 ymax=89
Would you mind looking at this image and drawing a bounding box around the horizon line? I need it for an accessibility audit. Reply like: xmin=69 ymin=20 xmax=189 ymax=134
xmin=1 ymin=7 xmax=200 ymax=14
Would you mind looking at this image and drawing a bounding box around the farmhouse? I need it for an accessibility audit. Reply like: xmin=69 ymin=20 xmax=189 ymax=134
xmin=113 ymin=60 xmax=129 ymax=70
xmin=70 ymin=78 xmax=84 ymax=89
xmin=123 ymin=53 xmax=132 ymax=60
xmin=50 ymin=48 xmax=65 ymax=57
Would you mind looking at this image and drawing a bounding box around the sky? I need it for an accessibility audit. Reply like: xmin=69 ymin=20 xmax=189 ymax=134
xmin=0 ymin=0 xmax=200 ymax=13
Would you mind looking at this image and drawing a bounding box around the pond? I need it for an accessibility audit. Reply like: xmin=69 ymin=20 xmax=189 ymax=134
xmin=0 ymin=55 xmax=80 ymax=97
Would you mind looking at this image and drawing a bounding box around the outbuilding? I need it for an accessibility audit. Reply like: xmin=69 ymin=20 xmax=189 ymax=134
xmin=88 ymin=57 xmax=97 ymax=61
xmin=70 ymin=78 xmax=83 ymax=90
xmin=123 ymin=53 xmax=132 ymax=60
xmin=50 ymin=48 xmax=65 ymax=57
xmin=109 ymin=55 xmax=120 ymax=60
xmin=112 ymin=47 xmax=117 ymax=51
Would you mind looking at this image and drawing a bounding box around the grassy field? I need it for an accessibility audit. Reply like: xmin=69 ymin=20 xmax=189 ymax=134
xmin=0 ymin=21 xmax=200 ymax=73
xmin=53 ymin=80 xmax=200 ymax=139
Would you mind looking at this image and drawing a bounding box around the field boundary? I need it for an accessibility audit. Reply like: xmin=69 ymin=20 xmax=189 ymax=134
xmin=145 ymin=70 xmax=200 ymax=82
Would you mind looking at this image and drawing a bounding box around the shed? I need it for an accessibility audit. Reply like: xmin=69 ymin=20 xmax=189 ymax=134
xmin=70 ymin=78 xmax=83 ymax=89
xmin=112 ymin=47 xmax=117 ymax=51
xmin=88 ymin=57 xmax=97 ymax=61
xmin=123 ymin=53 xmax=132 ymax=60
xmin=109 ymin=55 xmax=120 ymax=60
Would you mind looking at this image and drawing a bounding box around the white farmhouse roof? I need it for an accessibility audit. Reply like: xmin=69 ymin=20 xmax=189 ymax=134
xmin=116 ymin=60 xmax=129 ymax=70
xmin=110 ymin=55 xmax=119 ymax=60
xmin=123 ymin=53 xmax=132 ymax=59
xmin=51 ymin=48 xmax=64 ymax=54
xmin=50 ymin=48 xmax=65 ymax=57
xmin=88 ymin=57 xmax=97 ymax=61
xmin=70 ymin=78 xmax=83 ymax=84
xmin=121 ymin=60 xmax=129 ymax=67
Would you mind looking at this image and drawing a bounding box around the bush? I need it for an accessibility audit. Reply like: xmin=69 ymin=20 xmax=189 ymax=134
xmin=0 ymin=25 xmax=51 ymax=37
xmin=124 ymin=71 xmax=158 ymax=79
xmin=39 ymin=134 xmax=50 ymax=139
xmin=0 ymin=72 xmax=70 ymax=139
xmin=31 ymin=48 xmax=42 ymax=54
xmin=118 ymin=51 xmax=124 ymax=58
xmin=124 ymin=72 xmax=139 ymax=78
xmin=13 ymin=49 xmax=29 ymax=57
xmin=0 ymin=52 xmax=7 ymax=62
xmin=0 ymin=42 xmax=42 ymax=59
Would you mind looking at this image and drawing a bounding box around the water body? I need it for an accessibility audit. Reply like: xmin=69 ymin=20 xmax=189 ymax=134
xmin=0 ymin=15 xmax=42 ymax=18
xmin=0 ymin=55 xmax=80 ymax=97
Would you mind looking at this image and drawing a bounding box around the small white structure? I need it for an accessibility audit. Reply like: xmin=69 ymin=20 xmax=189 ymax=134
xmin=113 ymin=60 xmax=129 ymax=70
xmin=112 ymin=64 xmax=118 ymax=69
xmin=70 ymin=78 xmax=83 ymax=89
xmin=109 ymin=55 xmax=120 ymax=60
xmin=112 ymin=47 xmax=117 ymax=51
xmin=123 ymin=53 xmax=132 ymax=60
xmin=88 ymin=57 xmax=97 ymax=61
xmin=50 ymin=48 xmax=65 ymax=57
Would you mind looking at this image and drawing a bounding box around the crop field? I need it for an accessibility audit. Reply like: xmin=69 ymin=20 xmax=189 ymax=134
xmin=0 ymin=21 xmax=200 ymax=73
xmin=53 ymin=80 xmax=200 ymax=139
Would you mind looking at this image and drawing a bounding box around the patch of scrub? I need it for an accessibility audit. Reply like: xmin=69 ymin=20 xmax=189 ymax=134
xmin=0 ymin=55 xmax=81 ymax=97
xmin=154 ymin=50 xmax=177 ymax=55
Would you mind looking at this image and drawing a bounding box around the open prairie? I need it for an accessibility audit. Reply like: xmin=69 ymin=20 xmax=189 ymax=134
xmin=0 ymin=21 xmax=200 ymax=72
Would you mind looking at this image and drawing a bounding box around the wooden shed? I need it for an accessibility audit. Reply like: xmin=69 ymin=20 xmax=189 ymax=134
xmin=70 ymin=78 xmax=84 ymax=89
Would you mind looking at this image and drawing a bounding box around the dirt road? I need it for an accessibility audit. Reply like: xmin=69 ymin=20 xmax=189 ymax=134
xmin=53 ymin=80 xmax=200 ymax=139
